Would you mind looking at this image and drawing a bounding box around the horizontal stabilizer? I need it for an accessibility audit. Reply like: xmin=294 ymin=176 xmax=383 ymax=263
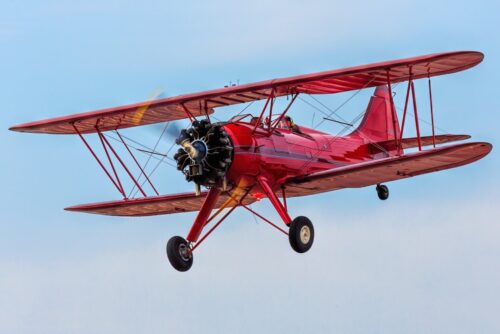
xmin=371 ymin=134 xmax=471 ymax=152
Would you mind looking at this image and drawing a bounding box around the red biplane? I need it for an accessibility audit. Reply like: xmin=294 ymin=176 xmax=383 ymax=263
xmin=10 ymin=51 xmax=492 ymax=271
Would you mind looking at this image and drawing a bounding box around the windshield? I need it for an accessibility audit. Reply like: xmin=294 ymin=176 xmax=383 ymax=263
xmin=228 ymin=114 xmax=252 ymax=123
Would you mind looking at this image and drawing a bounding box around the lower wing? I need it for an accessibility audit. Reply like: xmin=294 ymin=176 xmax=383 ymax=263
xmin=285 ymin=142 xmax=492 ymax=197
xmin=65 ymin=191 xmax=255 ymax=217
xmin=66 ymin=142 xmax=491 ymax=216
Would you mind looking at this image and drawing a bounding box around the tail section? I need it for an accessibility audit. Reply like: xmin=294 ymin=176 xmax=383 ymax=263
xmin=352 ymin=85 xmax=400 ymax=143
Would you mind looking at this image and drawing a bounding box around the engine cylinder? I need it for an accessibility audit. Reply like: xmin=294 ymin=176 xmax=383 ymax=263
xmin=174 ymin=120 xmax=233 ymax=188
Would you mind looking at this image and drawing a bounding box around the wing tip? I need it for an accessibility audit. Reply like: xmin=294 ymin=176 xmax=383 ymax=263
xmin=9 ymin=124 xmax=23 ymax=132
xmin=64 ymin=205 xmax=88 ymax=213
xmin=9 ymin=121 xmax=44 ymax=134
xmin=479 ymin=141 xmax=493 ymax=154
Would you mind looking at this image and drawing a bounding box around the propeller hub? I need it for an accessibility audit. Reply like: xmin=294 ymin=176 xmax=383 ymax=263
xmin=179 ymin=139 xmax=207 ymax=162
xmin=190 ymin=140 xmax=208 ymax=161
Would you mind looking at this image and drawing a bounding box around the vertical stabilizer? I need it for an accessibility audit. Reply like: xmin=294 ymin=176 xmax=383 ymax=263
xmin=352 ymin=86 xmax=400 ymax=143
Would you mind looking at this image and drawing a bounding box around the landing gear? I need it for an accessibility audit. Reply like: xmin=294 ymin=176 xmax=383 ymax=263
xmin=289 ymin=216 xmax=314 ymax=253
xmin=376 ymin=184 xmax=389 ymax=200
xmin=166 ymin=236 xmax=193 ymax=272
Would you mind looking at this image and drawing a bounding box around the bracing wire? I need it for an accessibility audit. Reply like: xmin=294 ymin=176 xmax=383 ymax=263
xmin=131 ymin=151 xmax=169 ymax=198
xmin=297 ymin=80 xmax=398 ymax=170
xmin=129 ymin=130 xmax=178 ymax=198
xmin=234 ymin=100 xmax=255 ymax=117
xmin=128 ymin=121 xmax=170 ymax=198
xmin=394 ymin=105 xmax=450 ymax=134
xmin=111 ymin=132 xmax=175 ymax=161
xmin=312 ymin=78 xmax=376 ymax=129
xmin=103 ymin=133 xmax=175 ymax=167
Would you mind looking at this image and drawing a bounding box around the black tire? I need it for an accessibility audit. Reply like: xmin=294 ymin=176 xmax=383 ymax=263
xmin=289 ymin=216 xmax=314 ymax=253
xmin=376 ymin=184 xmax=389 ymax=200
xmin=166 ymin=236 xmax=193 ymax=272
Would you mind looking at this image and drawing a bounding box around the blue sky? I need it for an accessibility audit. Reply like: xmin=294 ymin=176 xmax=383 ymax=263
xmin=1 ymin=1 xmax=499 ymax=333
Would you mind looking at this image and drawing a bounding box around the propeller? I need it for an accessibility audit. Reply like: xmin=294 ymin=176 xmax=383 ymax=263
xmin=133 ymin=89 xmax=233 ymax=195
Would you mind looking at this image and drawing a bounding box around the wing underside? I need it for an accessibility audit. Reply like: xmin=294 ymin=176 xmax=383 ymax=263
xmin=65 ymin=191 xmax=255 ymax=217
xmin=10 ymin=51 xmax=483 ymax=134
xmin=285 ymin=142 xmax=492 ymax=198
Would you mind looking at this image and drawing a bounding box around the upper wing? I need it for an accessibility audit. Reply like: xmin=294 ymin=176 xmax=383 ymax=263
xmin=284 ymin=142 xmax=492 ymax=198
xmin=10 ymin=51 xmax=482 ymax=135
xmin=65 ymin=191 xmax=256 ymax=217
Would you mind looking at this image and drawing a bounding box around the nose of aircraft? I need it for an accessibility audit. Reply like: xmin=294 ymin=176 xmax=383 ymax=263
xmin=173 ymin=120 xmax=233 ymax=189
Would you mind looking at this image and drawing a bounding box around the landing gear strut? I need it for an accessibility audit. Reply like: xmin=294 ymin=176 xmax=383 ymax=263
xmin=166 ymin=236 xmax=193 ymax=272
xmin=376 ymin=184 xmax=389 ymax=200
xmin=256 ymin=177 xmax=315 ymax=254
xmin=289 ymin=216 xmax=314 ymax=253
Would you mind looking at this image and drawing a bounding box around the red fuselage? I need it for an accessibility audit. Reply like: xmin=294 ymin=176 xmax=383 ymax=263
xmin=222 ymin=85 xmax=403 ymax=197
xmin=224 ymin=122 xmax=374 ymax=196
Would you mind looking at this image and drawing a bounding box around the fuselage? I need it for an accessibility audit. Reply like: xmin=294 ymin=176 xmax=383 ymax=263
xmin=224 ymin=121 xmax=379 ymax=196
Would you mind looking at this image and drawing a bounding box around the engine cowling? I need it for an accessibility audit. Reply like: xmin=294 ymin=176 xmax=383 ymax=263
xmin=173 ymin=120 xmax=233 ymax=189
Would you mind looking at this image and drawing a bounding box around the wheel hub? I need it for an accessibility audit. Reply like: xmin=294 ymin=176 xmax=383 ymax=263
xmin=299 ymin=225 xmax=311 ymax=244
xmin=178 ymin=244 xmax=192 ymax=261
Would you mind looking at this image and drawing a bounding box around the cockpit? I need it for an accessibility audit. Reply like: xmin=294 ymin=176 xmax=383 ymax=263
xmin=228 ymin=114 xmax=301 ymax=133
xmin=274 ymin=116 xmax=302 ymax=134
xmin=276 ymin=116 xmax=293 ymax=130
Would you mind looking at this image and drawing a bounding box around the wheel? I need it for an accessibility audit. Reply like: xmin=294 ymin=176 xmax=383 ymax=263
xmin=376 ymin=184 xmax=389 ymax=200
xmin=166 ymin=236 xmax=193 ymax=272
xmin=289 ymin=216 xmax=314 ymax=253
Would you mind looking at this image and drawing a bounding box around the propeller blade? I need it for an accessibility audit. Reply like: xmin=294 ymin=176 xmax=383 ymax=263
xmin=166 ymin=122 xmax=182 ymax=140
xmin=150 ymin=120 xmax=184 ymax=140
xmin=132 ymin=88 xmax=165 ymax=125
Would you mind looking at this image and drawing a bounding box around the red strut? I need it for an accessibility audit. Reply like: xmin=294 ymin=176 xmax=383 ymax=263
xmin=257 ymin=176 xmax=292 ymax=226
xmin=186 ymin=187 xmax=221 ymax=242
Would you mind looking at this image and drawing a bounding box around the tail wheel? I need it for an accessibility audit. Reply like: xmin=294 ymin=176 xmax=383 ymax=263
xmin=289 ymin=216 xmax=314 ymax=253
xmin=166 ymin=236 xmax=193 ymax=272
xmin=376 ymin=184 xmax=389 ymax=200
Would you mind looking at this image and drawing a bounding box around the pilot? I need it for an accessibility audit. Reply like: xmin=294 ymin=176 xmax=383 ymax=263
xmin=285 ymin=116 xmax=302 ymax=134
xmin=278 ymin=117 xmax=289 ymax=129
xmin=250 ymin=116 xmax=262 ymax=126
